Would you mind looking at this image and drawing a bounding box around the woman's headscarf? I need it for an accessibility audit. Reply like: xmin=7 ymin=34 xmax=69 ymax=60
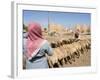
xmin=26 ymin=22 xmax=46 ymax=60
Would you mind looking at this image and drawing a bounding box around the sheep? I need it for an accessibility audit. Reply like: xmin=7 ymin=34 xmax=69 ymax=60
xmin=77 ymin=39 xmax=90 ymax=54
xmin=54 ymin=41 xmax=67 ymax=66
xmin=48 ymin=42 xmax=61 ymax=68
xmin=60 ymin=41 xmax=76 ymax=64
xmin=69 ymin=43 xmax=80 ymax=60
xmin=46 ymin=37 xmax=91 ymax=68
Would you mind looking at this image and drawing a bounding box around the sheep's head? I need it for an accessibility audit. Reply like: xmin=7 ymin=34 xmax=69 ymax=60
xmin=51 ymin=42 xmax=57 ymax=48
xmin=62 ymin=40 xmax=67 ymax=44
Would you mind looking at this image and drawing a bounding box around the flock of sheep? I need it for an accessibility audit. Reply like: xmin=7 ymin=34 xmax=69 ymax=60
xmin=46 ymin=38 xmax=91 ymax=68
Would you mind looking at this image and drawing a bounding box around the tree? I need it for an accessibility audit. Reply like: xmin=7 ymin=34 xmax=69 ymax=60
xmin=23 ymin=24 xmax=28 ymax=32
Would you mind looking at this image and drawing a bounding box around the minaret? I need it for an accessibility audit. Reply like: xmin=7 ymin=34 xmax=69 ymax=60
xmin=48 ymin=11 xmax=50 ymax=33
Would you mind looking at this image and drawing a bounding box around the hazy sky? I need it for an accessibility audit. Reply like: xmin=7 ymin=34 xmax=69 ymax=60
xmin=23 ymin=10 xmax=91 ymax=28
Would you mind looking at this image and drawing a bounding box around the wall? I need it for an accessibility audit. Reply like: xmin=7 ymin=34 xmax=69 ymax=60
xmin=0 ymin=0 xmax=100 ymax=80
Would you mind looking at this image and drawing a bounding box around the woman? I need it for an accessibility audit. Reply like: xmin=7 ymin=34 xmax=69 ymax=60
xmin=24 ymin=22 xmax=53 ymax=69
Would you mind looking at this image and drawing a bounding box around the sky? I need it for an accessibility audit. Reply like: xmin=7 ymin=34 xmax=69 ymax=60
xmin=23 ymin=10 xmax=91 ymax=28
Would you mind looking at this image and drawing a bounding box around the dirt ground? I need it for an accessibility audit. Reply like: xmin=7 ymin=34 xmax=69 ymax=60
xmin=45 ymin=34 xmax=91 ymax=68
xmin=62 ymin=50 xmax=91 ymax=67
xmin=23 ymin=33 xmax=91 ymax=69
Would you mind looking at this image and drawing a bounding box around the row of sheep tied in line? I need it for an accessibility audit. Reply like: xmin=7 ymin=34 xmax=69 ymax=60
xmin=46 ymin=38 xmax=91 ymax=68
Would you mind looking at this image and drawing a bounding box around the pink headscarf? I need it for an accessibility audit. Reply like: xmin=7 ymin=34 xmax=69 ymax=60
xmin=26 ymin=22 xmax=46 ymax=60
